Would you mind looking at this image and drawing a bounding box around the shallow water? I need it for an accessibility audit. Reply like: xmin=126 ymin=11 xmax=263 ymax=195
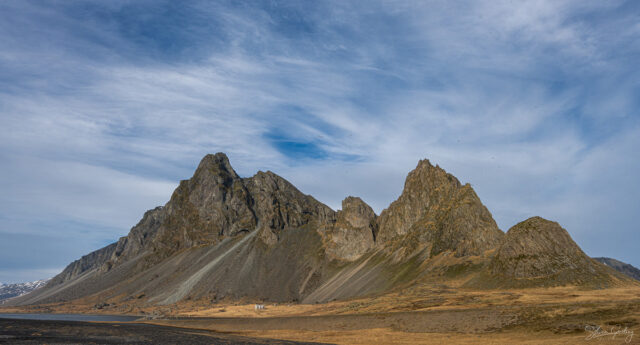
xmin=0 ymin=313 xmax=140 ymax=322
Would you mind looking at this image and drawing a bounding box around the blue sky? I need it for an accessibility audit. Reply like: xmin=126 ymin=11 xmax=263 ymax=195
xmin=1 ymin=0 xmax=639 ymax=283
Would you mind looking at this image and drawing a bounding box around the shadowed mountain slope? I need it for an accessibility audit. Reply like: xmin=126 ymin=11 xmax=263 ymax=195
xmin=10 ymin=154 xmax=635 ymax=306
xmin=594 ymin=257 xmax=640 ymax=281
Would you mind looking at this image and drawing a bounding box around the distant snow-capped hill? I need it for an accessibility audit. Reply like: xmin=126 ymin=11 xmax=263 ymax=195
xmin=0 ymin=279 xmax=50 ymax=303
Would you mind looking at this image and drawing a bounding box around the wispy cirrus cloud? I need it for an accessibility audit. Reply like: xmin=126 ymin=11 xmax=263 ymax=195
xmin=0 ymin=0 xmax=639 ymax=282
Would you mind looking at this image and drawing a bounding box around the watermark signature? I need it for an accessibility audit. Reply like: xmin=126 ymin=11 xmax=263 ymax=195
xmin=585 ymin=325 xmax=634 ymax=343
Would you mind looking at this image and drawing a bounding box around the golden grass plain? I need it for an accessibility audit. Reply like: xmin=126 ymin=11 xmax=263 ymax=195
xmin=4 ymin=283 xmax=640 ymax=344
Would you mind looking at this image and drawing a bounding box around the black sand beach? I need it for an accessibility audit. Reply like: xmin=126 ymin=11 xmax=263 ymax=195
xmin=0 ymin=318 xmax=330 ymax=345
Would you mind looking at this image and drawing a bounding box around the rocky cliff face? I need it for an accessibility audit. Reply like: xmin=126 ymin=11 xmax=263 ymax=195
xmin=127 ymin=153 xmax=257 ymax=260
xmin=377 ymin=160 xmax=504 ymax=259
xmin=323 ymin=196 xmax=377 ymax=262
xmin=245 ymin=170 xmax=335 ymax=246
xmin=11 ymin=154 xmax=632 ymax=306
xmin=50 ymin=243 xmax=118 ymax=286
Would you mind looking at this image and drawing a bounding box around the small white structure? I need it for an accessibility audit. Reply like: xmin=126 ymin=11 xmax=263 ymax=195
xmin=254 ymin=304 xmax=265 ymax=310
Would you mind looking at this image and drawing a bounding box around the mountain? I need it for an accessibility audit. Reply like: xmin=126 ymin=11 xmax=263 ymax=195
xmin=467 ymin=217 xmax=630 ymax=288
xmin=0 ymin=279 xmax=50 ymax=304
xmin=594 ymin=257 xmax=640 ymax=281
xmin=9 ymin=153 xmax=634 ymax=307
xmin=376 ymin=159 xmax=504 ymax=259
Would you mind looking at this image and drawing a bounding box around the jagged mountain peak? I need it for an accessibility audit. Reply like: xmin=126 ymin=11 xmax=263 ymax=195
xmin=199 ymin=152 xmax=232 ymax=166
xmin=192 ymin=152 xmax=239 ymax=182
xmin=340 ymin=196 xmax=376 ymax=221
xmin=250 ymin=170 xmax=299 ymax=191
xmin=409 ymin=159 xmax=462 ymax=189
xmin=245 ymin=169 xmax=335 ymax=246
xmin=376 ymin=159 xmax=503 ymax=258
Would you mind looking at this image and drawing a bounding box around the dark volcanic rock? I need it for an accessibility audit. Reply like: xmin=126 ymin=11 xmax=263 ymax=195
xmin=147 ymin=153 xmax=257 ymax=255
xmin=323 ymin=196 xmax=377 ymax=261
xmin=376 ymin=159 xmax=504 ymax=258
xmin=594 ymin=257 xmax=640 ymax=281
xmin=245 ymin=170 xmax=335 ymax=246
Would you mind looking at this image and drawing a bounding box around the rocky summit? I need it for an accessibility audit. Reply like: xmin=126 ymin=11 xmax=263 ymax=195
xmin=467 ymin=217 xmax=631 ymax=288
xmin=9 ymin=154 xmax=634 ymax=306
xmin=376 ymin=159 xmax=504 ymax=259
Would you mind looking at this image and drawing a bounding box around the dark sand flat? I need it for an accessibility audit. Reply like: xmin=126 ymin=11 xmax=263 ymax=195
xmin=0 ymin=318 xmax=331 ymax=345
